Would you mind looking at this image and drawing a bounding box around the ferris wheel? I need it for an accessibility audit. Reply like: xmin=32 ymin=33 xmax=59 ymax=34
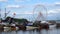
xmin=33 ymin=5 xmax=47 ymax=21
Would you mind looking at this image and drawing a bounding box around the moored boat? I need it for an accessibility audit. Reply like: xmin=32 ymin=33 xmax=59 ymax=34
xmin=26 ymin=26 xmax=38 ymax=30
xmin=49 ymin=24 xmax=56 ymax=29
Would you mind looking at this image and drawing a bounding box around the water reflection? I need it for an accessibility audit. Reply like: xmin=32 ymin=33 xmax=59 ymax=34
xmin=0 ymin=29 xmax=60 ymax=34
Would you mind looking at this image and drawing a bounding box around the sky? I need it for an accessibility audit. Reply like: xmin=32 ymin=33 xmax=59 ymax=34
xmin=0 ymin=0 xmax=60 ymax=21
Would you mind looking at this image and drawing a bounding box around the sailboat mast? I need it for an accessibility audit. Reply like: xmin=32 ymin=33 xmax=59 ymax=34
xmin=0 ymin=8 xmax=1 ymax=22
xmin=0 ymin=9 xmax=1 ymax=20
xmin=5 ymin=8 xmax=6 ymax=19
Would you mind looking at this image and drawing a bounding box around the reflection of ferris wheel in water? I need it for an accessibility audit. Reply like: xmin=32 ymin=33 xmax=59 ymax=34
xmin=33 ymin=5 xmax=47 ymax=21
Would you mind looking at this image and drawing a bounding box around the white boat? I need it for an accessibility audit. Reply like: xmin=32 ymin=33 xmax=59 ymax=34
xmin=49 ymin=24 xmax=56 ymax=29
xmin=26 ymin=26 xmax=38 ymax=30
xmin=10 ymin=24 xmax=16 ymax=26
xmin=41 ymin=21 xmax=56 ymax=29
xmin=0 ymin=22 xmax=9 ymax=26
xmin=16 ymin=27 xmax=19 ymax=30
xmin=4 ymin=27 xmax=11 ymax=31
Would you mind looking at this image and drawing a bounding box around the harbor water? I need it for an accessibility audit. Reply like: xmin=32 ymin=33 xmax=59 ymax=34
xmin=0 ymin=28 xmax=60 ymax=34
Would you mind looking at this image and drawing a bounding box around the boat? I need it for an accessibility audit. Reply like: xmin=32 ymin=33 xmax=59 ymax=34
xmin=26 ymin=26 xmax=38 ymax=30
xmin=49 ymin=24 xmax=56 ymax=29
xmin=4 ymin=27 xmax=11 ymax=31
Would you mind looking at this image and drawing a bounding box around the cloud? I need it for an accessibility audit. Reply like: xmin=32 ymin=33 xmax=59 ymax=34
xmin=15 ymin=0 xmax=24 ymax=2
xmin=48 ymin=10 xmax=57 ymax=14
xmin=0 ymin=0 xmax=8 ymax=2
xmin=7 ymin=5 xmax=24 ymax=8
xmin=47 ymin=2 xmax=60 ymax=6
xmin=11 ymin=11 xmax=38 ymax=15
xmin=54 ymin=2 xmax=60 ymax=7
xmin=47 ymin=8 xmax=60 ymax=20
xmin=55 ymin=2 xmax=60 ymax=4
xmin=15 ymin=11 xmax=34 ymax=14
xmin=15 ymin=0 xmax=31 ymax=2
xmin=48 ymin=9 xmax=60 ymax=14
xmin=47 ymin=9 xmax=60 ymax=17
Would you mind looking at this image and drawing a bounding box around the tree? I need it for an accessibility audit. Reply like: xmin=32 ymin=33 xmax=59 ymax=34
xmin=5 ymin=16 xmax=28 ymax=24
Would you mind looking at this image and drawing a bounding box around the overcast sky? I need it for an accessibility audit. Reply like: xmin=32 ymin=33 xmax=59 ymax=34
xmin=0 ymin=0 xmax=60 ymax=21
